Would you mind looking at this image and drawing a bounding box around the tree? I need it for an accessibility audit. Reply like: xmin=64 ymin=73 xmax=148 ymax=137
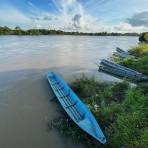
xmin=15 ymin=26 xmax=21 ymax=30
xmin=139 ymin=32 xmax=148 ymax=42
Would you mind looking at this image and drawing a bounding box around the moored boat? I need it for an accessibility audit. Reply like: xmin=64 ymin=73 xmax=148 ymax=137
xmin=99 ymin=59 xmax=143 ymax=81
xmin=47 ymin=72 xmax=106 ymax=144
xmin=116 ymin=47 xmax=129 ymax=55
xmin=113 ymin=51 xmax=130 ymax=58
xmin=114 ymin=47 xmax=132 ymax=58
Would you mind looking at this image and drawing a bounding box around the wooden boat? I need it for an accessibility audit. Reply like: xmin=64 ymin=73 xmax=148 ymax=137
xmin=47 ymin=72 xmax=106 ymax=144
xmin=113 ymin=51 xmax=129 ymax=58
xmin=99 ymin=59 xmax=142 ymax=81
xmin=116 ymin=47 xmax=129 ymax=55
xmin=114 ymin=47 xmax=131 ymax=58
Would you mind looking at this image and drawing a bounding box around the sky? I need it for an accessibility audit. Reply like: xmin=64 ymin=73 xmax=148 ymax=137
xmin=0 ymin=0 xmax=148 ymax=33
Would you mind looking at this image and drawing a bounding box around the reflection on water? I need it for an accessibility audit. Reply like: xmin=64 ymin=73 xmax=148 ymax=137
xmin=0 ymin=36 xmax=138 ymax=148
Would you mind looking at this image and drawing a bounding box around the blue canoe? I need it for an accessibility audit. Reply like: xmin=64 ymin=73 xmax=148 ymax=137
xmin=47 ymin=72 xmax=106 ymax=144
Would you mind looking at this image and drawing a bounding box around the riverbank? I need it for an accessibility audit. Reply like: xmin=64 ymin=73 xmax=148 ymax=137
xmin=49 ymin=44 xmax=148 ymax=148
xmin=111 ymin=44 xmax=148 ymax=75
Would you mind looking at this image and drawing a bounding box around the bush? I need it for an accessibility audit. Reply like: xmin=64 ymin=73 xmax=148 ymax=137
xmin=139 ymin=32 xmax=148 ymax=42
xmin=128 ymin=44 xmax=148 ymax=57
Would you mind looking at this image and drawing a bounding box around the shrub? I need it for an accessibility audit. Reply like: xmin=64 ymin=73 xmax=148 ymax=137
xmin=128 ymin=44 xmax=148 ymax=57
xmin=139 ymin=32 xmax=148 ymax=42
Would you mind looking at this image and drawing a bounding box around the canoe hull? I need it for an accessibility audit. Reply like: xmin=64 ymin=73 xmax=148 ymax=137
xmin=99 ymin=59 xmax=142 ymax=81
xmin=47 ymin=72 xmax=106 ymax=144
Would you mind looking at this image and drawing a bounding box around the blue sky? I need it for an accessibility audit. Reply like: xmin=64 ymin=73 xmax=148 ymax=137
xmin=0 ymin=0 xmax=148 ymax=32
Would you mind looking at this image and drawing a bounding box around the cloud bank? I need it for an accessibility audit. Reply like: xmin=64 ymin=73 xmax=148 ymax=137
xmin=127 ymin=11 xmax=148 ymax=27
xmin=0 ymin=0 xmax=148 ymax=32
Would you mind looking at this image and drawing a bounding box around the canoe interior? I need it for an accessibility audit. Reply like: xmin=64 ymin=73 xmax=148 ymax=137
xmin=47 ymin=72 xmax=106 ymax=144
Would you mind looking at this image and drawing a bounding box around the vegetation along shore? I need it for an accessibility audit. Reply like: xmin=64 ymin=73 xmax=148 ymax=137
xmin=48 ymin=36 xmax=148 ymax=148
xmin=0 ymin=26 xmax=139 ymax=36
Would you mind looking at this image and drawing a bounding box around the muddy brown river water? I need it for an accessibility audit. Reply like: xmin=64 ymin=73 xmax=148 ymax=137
xmin=0 ymin=35 xmax=138 ymax=148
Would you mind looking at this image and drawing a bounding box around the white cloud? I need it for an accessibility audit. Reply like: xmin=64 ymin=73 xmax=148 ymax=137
xmin=112 ymin=23 xmax=148 ymax=33
xmin=28 ymin=0 xmax=101 ymax=32
xmin=28 ymin=0 xmax=148 ymax=33
xmin=1 ymin=1 xmax=147 ymax=33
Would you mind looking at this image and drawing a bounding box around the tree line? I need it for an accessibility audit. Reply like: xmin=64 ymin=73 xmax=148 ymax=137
xmin=0 ymin=26 xmax=139 ymax=36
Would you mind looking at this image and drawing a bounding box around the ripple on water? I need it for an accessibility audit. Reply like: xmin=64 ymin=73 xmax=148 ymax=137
xmin=0 ymin=36 xmax=138 ymax=148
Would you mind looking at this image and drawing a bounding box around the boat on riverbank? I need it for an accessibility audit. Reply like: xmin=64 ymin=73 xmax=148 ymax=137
xmin=47 ymin=72 xmax=106 ymax=144
xmin=113 ymin=47 xmax=132 ymax=58
xmin=99 ymin=59 xmax=143 ymax=81
xmin=116 ymin=47 xmax=129 ymax=54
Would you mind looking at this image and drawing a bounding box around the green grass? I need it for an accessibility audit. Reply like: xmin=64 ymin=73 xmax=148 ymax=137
xmin=49 ymin=77 xmax=148 ymax=148
xmin=119 ymin=55 xmax=148 ymax=75
xmin=111 ymin=44 xmax=148 ymax=75
xmin=128 ymin=44 xmax=148 ymax=57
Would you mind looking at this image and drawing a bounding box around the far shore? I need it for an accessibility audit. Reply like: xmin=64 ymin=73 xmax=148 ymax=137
xmin=0 ymin=26 xmax=139 ymax=36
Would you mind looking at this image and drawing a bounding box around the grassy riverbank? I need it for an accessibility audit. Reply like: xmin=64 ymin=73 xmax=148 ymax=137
xmin=112 ymin=44 xmax=148 ymax=75
xmin=49 ymin=44 xmax=148 ymax=148
xmin=49 ymin=77 xmax=147 ymax=148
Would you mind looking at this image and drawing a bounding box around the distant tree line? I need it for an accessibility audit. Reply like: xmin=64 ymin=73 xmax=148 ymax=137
xmin=0 ymin=26 xmax=139 ymax=36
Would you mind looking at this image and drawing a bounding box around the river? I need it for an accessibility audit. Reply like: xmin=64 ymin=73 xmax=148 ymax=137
xmin=0 ymin=35 xmax=138 ymax=148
